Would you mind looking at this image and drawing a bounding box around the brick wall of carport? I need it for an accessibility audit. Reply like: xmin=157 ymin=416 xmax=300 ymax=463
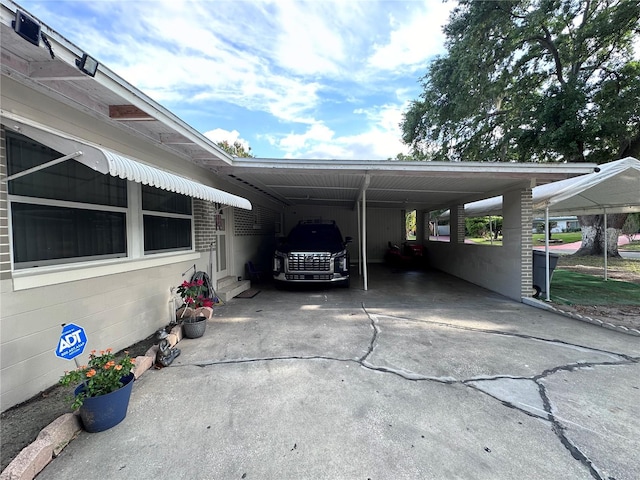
xmin=425 ymin=188 xmax=533 ymax=301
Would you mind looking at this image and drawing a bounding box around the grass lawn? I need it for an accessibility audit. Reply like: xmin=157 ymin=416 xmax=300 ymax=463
xmin=532 ymin=232 xmax=582 ymax=244
xmin=557 ymin=255 xmax=640 ymax=274
xmin=466 ymin=232 xmax=582 ymax=246
xmin=550 ymin=269 xmax=640 ymax=306
xmin=466 ymin=237 xmax=502 ymax=246
xmin=619 ymin=240 xmax=640 ymax=251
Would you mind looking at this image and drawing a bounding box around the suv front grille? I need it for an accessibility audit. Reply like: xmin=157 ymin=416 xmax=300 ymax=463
xmin=288 ymin=252 xmax=331 ymax=272
xmin=285 ymin=274 xmax=332 ymax=280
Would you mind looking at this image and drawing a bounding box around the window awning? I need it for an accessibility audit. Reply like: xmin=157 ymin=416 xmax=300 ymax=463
xmin=2 ymin=117 xmax=252 ymax=210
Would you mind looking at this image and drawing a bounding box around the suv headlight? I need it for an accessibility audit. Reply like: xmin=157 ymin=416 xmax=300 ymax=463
xmin=334 ymin=250 xmax=348 ymax=272
xmin=273 ymin=252 xmax=285 ymax=272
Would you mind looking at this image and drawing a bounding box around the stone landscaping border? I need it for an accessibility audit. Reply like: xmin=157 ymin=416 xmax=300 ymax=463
xmin=0 ymin=324 xmax=183 ymax=480
xmin=522 ymin=297 xmax=640 ymax=337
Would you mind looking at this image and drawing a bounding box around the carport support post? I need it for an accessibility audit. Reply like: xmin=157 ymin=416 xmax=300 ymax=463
xmin=545 ymin=206 xmax=551 ymax=302
xmin=450 ymin=205 xmax=465 ymax=244
xmin=357 ymin=201 xmax=362 ymax=276
xmin=361 ymin=191 xmax=368 ymax=291
xmin=604 ymin=209 xmax=608 ymax=281
xmin=504 ymin=187 xmax=533 ymax=300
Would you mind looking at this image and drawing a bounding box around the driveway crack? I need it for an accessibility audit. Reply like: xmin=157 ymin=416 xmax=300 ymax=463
xmin=373 ymin=312 xmax=637 ymax=362
xmin=358 ymin=302 xmax=380 ymax=363
xmin=537 ymin=380 xmax=606 ymax=480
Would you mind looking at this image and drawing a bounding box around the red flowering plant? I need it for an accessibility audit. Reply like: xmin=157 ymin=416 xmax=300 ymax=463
xmin=176 ymin=279 xmax=213 ymax=311
xmin=59 ymin=348 xmax=135 ymax=410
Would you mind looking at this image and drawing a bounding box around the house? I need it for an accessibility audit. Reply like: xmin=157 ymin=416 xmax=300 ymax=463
xmin=533 ymin=216 xmax=579 ymax=233
xmin=0 ymin=0 xmax=593 ymax=411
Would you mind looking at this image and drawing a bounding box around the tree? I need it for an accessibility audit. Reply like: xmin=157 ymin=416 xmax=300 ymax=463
xmin=217 ymin=140 xmax=254 ymax=158
xmin=401 ymin=0 xmax=640 ymax=256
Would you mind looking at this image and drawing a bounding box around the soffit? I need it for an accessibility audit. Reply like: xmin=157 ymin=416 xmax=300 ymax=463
xmin=218 ymin=160 xmax=596 ymax=210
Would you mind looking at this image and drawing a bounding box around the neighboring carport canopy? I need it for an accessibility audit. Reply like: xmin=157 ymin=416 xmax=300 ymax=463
xmin=2 ymin=116 xmax=252 ymax=210
xmin=439 ymin=157 xmax=640 ymax=219
xmin=439 ymin=157 xmax=640 ymax=299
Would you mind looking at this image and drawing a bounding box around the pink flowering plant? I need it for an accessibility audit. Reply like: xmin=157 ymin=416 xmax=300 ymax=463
xmin=59 ymin=348 xmax=135 ymax=410
xmin=176 ymin=279 xmax=213 ymax=309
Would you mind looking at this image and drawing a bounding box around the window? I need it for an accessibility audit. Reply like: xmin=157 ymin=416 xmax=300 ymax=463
xmin=142 ymin=185 xmax=192 ymax=253
xmin=405 ymin=210 xmax=416 ymax=241
xmin=6 ymin=131 xmax=193 ymax=268
xmin=11 ymin=203 xmax=126 ymax=266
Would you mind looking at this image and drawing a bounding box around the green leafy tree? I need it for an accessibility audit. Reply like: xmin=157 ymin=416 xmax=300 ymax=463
xmin=217 ymin=140 xmax=254 ymax=158
xmin=402 ymin=0 xmax=640 ymax=256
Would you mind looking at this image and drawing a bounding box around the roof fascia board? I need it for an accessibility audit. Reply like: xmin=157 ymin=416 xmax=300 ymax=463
xmin=233 ymin=157 xmax=595 ymax=178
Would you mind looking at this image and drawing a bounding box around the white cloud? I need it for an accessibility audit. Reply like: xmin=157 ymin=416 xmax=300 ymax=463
xmin=26 ymin=0 xmax=447 ymax=159
xmin=273 ymin=1 xmax=347 ymax=76
xmin=368 ymin=1 xmax=454 ymax=71
xmin=270 ymin=102 xmax=410 ymax=160
xmin=203 ymin=128 xmax=251 ymax=152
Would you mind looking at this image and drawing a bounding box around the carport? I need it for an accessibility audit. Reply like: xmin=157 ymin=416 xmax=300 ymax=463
xmin=217 ymin=157 xmax=594 ymax=299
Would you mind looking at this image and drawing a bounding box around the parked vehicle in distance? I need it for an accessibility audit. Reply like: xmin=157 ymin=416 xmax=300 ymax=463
xmin=384 ymin=241 xmax=425 ymax=268
xmin=273 ymin=221 xmax=352 ymax=288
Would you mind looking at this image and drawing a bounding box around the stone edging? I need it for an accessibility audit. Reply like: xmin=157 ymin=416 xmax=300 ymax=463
xmin=0 ymin=324 xmax=183 ymax=480
xmin=522 ymin=297 xmax=640 ymax=337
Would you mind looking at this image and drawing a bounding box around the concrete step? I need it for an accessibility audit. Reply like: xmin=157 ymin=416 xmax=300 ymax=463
xmin=215 ymin=278 xmax=251 ymax=302
xmin=217 ymin=275 xmax=239 ymax=289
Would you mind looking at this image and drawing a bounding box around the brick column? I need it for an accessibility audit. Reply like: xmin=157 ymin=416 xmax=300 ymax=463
xmin=504 ymin=187 xmax=534 ymax=298
xmin=193 ymin=199 xmax=217 ymax=252
xmin=519 ymin=189 xmax=533 ymax=297
xmin=450 ymin=204 xmax=465 ymax=244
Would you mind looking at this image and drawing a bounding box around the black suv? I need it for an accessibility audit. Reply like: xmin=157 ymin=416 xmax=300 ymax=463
xmin=273 ymin=221 xmax=352 ymax=287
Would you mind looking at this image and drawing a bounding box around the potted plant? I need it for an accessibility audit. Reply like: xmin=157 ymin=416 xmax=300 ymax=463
xmin=59 ymin=348 xmax=136 ymax=432
xmin=176 ymin=279 xmax=213 ymax=338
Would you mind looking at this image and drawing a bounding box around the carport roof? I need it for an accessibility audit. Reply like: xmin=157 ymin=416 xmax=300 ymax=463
xmin=216 ymin=158 xmax=596 ymax=210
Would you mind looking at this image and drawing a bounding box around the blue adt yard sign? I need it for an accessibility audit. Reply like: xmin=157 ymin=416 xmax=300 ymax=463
xmin=56 ymin=323 xmax=87 ymax=360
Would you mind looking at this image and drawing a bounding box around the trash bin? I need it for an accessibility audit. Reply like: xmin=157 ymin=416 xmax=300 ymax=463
xmin=532 ymin=250 xmax=560 ymax=298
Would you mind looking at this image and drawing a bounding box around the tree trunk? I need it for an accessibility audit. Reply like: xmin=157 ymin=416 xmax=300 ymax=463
xmin=573 ymin=214 xmax=626 ymax=257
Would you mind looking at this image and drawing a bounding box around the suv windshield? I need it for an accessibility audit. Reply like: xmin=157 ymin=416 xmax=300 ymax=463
xmin=286 ymin=224 xmax=344 ymax=250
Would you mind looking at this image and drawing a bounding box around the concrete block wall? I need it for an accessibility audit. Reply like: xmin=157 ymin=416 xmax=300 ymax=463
xmin=426 ymin=186 xmax=534 ymax=302
xmin=0 ymin=127 xmax=10 ymax=281
xmin=0 ymin=259 xmax=198 ymax=411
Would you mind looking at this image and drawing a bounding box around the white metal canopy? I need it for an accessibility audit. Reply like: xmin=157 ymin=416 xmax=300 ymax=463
xmin=2 ymin=117 xmax=252 ymax=210
xmin=439 ymin=157 xmax=640 ymax=219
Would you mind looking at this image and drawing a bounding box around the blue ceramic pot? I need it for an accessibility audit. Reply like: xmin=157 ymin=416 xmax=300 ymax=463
xmin=74 ymin=373 xmax=135 ymax=432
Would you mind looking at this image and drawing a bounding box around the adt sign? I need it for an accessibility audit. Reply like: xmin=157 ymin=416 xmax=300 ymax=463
xmin=56 ymin=323 xmax=87 ymax=360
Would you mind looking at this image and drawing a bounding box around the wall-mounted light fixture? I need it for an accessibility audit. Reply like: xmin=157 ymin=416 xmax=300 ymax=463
xmin=75 ymin=53 xmax=99 ymax=77
xmin=12 ymin=9 xmax=40 ymax=46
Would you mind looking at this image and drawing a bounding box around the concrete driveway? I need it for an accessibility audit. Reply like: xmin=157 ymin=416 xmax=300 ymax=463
xmin=38 ymin=267 xmax=640 ymax=480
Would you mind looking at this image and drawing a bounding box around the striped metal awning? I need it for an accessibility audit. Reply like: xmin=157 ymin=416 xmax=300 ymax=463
xmin=2 ymin=116 xmax=252 ymax=210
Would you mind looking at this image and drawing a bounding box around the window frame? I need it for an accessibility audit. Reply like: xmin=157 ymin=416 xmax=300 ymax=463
xmin=5 ymin=130 xmax=197 ymax=283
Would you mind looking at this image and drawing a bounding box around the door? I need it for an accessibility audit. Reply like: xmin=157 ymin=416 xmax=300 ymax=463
xmin=214 ymin=208 xmax=231 ymax=279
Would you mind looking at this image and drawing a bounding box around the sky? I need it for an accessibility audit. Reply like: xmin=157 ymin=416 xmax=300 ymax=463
xmin=17 ymin=0 xmax=456 ymax=160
